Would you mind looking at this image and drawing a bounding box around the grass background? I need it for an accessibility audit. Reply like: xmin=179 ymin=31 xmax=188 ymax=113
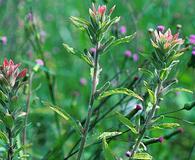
xmin=0 ymin=0 xmax=195 ymax=159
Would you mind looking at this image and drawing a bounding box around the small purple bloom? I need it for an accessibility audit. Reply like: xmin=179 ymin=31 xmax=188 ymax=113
xmin=80 ymin=78 xmax=87 ymax=86
xmin=125 ymin=151 xmax=132 ymax=157
xmin=36 ymin=59 xmax=44 ymax=66
xmin=189 ymin=35 xmax=195 ymax=44
xmin=135 ymin=104 xmax=142 ymax=111
xmin=27 ymin=12 xmax=33 ymax=21
xmin=157 ymin=137 xmax=164 ymax=143
xmin=192 ymin=47 xmax=195 ymax=56
xmin=90 ymin=48 xmax=96 ymax=54
xmin=124 ymin=50 xmax=131 ymax=58
xmin=178 ymin=127 xmax=184 ymax=133
xmin=1 ymin=36 xmax=7 ymax=45
xmin=176 ymin=92 xmax=180 ymax=96
xmin=120 ymin=26 xmax=127 ymax=34
xmin=157 ymin=25 xmax=165 ymax=32
xmin=133 ymin=53 xmax=139 ymax=62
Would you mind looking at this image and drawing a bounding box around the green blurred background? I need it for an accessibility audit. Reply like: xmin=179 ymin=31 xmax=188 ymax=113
xmin=0 ymin=0 xmax=195 ymax=159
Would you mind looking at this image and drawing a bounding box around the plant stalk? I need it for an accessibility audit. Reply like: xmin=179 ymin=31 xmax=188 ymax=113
xmin=7 ymin=128 xmax=13 ymax=160
xmin=77 ymin=43 xmax=100 ymax=160
xmin=130 ymin=81 xmax=162 ymax=159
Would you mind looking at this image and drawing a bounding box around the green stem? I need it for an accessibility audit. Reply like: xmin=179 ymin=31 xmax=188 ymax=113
xmin=22 ymin=71 xmax=33 ymax=154
xmin=77 ymin=43 xmax=100 ymax=160
xmin=130 ymin=81 xmax=162 ymax=159
xmin=7 ymin=128 xmax=13 ymax=160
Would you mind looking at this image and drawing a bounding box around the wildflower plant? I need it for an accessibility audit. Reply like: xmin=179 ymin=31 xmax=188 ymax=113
xmin=0 ymin=58 xmax=28 ymax=159
xmin=63 ymin=3 xmax=141 ymax=160
xmin=126 ymin=28 xmax=192 ymax=159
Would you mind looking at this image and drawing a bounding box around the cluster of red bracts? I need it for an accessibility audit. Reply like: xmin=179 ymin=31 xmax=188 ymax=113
xmin=0 ymin=58 xmax=27 ymax=86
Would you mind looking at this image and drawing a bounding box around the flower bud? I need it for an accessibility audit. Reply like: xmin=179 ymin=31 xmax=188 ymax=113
xmin=125 ymin=151 xmax=132 ymax=157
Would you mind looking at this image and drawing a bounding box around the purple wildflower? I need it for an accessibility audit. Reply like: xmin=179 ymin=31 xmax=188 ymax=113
xmin=157 ymin=137 xmax=164 ymax=143
xmin=27 ymin=12 xmax=33 ymax=21
xmin=80 ymin=78 xmax=87 ymax=86
xmin=36 ymin=59 xmax=44 ymax=66
xmin=125 ymin=151 xmax=132 ymax=157
xmin=90 ymin=48 xmax=96 ymax=54
xmin=135 ymin=104 xmax=142 ymax=111
xmin=157 ymin=25 xmax=165 ymax=32
xmin=133 ymin=53 xmax=139 ymax=62
xmin=124 ymin=50 xmax=131 ymax=58
xmin=120 ymin=26 xmax=127 ymax=34
xmin=1 ymin=36 xmax=7 ymax=45
xmin=189 ymin=35 xmax=195 ymax=44
xmin=192 ymin=47 xmax=195 ymax=56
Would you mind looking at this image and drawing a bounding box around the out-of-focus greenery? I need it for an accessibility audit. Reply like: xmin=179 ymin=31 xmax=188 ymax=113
xmin=0 ymin=0 xmax=195 ymax=159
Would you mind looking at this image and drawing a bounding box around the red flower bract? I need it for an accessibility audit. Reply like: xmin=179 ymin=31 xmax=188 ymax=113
xmin=98 ymin=5 xmax=106 ymax=16
xmin=1 ymin=58 xmax=27 ymax=86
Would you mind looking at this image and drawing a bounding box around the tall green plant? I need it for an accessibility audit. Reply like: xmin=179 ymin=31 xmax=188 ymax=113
xmin=63 ymin=3 xmax=141 ymax=160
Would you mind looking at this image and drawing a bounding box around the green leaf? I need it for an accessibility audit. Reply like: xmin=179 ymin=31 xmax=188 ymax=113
xmin=102 ymin=138 xmax=115 ymax=160
xmin=98 ymin=88 xmax=143 ymax=101
xmin=0 ymin=131 xmax=8 ymax=144
xmin=13 ymin=144 xmax=32 ymax=157
xmin=147 ymin=89 xmax=156 ymax=105
xmin=45 ymin=102 xmax=81 ymax=135
xmin=168 ymin=88 xmax=193 ymax=94
xmin=98 ymin=131 xmax=122 ymax=140
xmin=138 ymin=68 xmax=154 ymax=78
xmin=111 ymin=33 xmax=136 ymax=47
xmin=115 ymin=112 xmax=138 ymax=134
xmin=4 ymin=113 xmax=14 ymax=129
xmin=153 ymin=123 xmax=180 ymax=129
xmin=69 ymin=16 xmax=90 ymax=29
xmin=132 ymin=152 xmax=153 ymax=160
xmin=49 ymin=106 xmax=69 ymax=120
xmin=63 ymin=43 xmax=93 ymax=67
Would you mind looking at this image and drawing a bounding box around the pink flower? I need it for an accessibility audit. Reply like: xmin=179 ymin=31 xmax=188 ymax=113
xmin=1 ymin=58 xmax=27 ymax=86
xmin=135 ymin=104 xmax=142 ymax=111
xmin=18 ymin=69 xmax=28 ymax=78
xmin=1 ymin=36 xmax=7 ymax=45
xmin=90 ymin=48 xmax=96 ymax=54
xmin=151 ymin=29 xmax=184 ymax=50
xmin=27 ymin=12 xmax=33 ymax=21
xmin=124 ymin=50 xmax=131 ymax=58
xmin=36 ymin=59 xmax=44 ymax=66
xmin=80 ymin=78 xmax=87 ymax=86
xmin=192 ymin=47 xmax=195 ymax=56
xmin=133 ymin=53 xmax=139 ymax=62
xmin=98 ymin=5 xmax=107 ymax=16
xmin=157 ymin=25 xmax=165 ymax=32
xmin=189 ymin=35 xmax=195 ymax=44
xmin=157 ymin=137 xmax=164 ymax=143
xmin=120 ymin=26 xmax=127 ymax=34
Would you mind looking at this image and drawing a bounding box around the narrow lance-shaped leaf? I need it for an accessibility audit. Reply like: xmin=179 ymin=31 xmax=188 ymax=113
xmin=44 ymin=102 xmax=81 ymax=135
xmin=0 ymin=131 xmax=8 ymax=144
xmin=152 ymin=123 xmax=180 ymax=130
xmin=147 ymin=89 xmax=156 ymax=105
xmin=102 ymin=137 xmax=116 ymax=160
xmin=63 ymin=43 xmax=93 ymax=67
xmin=132 ymin=152 xmax=153 ymax=160
xmin=111 ymin=33 xmax=136 ymax=47
xmin=115 ymin=112 xmax=138 ymax=134
xmin=69 ymin=16 xmax=90 ymax=29
xmin=98 ymin=131 xmax=122 ymax=140
xmin=167 ymin=88 xmax=193 ymax=94
xmin=98 ymin=88 xmax=143 ymax=101
xmin=138 ymin=68 xmax=154 ymax=78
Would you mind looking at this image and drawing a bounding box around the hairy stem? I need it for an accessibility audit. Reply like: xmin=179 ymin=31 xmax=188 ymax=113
xmin=7 ymin=128 xmax=13 ymax=160
xmin=130 ymin=81 xmax=162 ymax=158
xmin=77 ymin=43 xmax=100 ymax=160
xmin=22 ymin=71 xmax=33 ymax=153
